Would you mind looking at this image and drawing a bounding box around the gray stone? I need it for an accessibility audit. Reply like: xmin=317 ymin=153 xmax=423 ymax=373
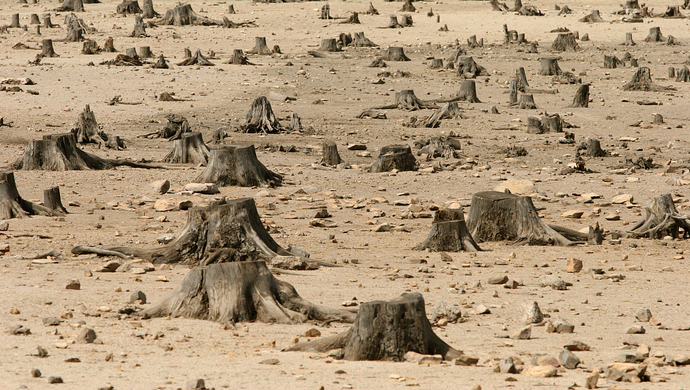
xmin=566 ymin=258 xmax=583 ymax=273
xmin=157 ymin=234 xmax=175 ymax=244
xmin=65 ymin=280 xmax=80 ymax=290
xmin=564 ymin=340 xmax=591 ymax=351
xmin=476 ymin=304 xmax=491 ymax=314
xmin=48 ymin=376 xmax=63 ymax=384
xmin=271 ymin=256 xmax=308 ymax=270
xmin=0 ymin=221 xmax=8 ymax=231
xmin=77 ymin=328 xmax=97 ymax=344
xmin=431 ymin=300 xmax=462 ymax=324
xmin=184 ymin=183 xmax=219 ymax=194
xmin=499 ymin=358 xmax=517 ymax=373
xmin=559 ymin=349 xmax=581 ymax=369
xmin=626 ymin=325 xmax=646 ymax=334
xmin=523 ymin=301 xmax=544 ymax=324
xmin=31 ymin=368 xmax=41 ymax=377
xmin=129 ymin=290 xmax=147 ymax=304
xmin=488 ymin=275 xmax=509 ymax=285
xmin=585 ymin=373 xmax=599 ymax=389
xmin=546 ymin=320 xmax=575 ymax=333
xmin=635 ymin=307 xmax=652 ymax=322
xmin=150 ymin=179 xmax=170 ymax=195
xmin=617 ymin=353 xmax=638 ymax=363
xmin=95 ymin=261 xmax=121 ymax=273
xmin=511 ymin=326 xmax=531 ymax=340
xmin=287 ymin=246 xmax=310 ymax=258
xmin=259 ymin=358 xmax=280 ymax=365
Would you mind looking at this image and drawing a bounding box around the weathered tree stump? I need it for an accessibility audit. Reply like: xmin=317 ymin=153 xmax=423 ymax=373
xmin=623 ymin=67 xmax=672 ymax=91
xmin=65 ymin=13 xmax=86 ymax=42
xmin=414 ymin=135 xmax=462 ymax=157
xmin=579 ymin=137 xmax=607 ymax=157
xmin=0 ymin=172 xmax=59 ymax=219
xmin=490 ymin=0 xmax=509 ymax=11
xmin=71 ymin=105 xmax=103 ymax=146
xmin=662 ymin=5 xmax=684 ymax=17
xmin=579 ymin=10 xmax=605 ymax=22
xmin=539 ymin=57 xmax=562 ymax=75
xmin=455 ymin=56 xmax=488 ymax=78
xmin=401 ymin=0 xmax=415 ymax=12
xmin=513 ymin=0 xmax=523 ymax=11
xmin=41 ymin=39 xmax=58 ymax=57
xmin=319 ymin=38 xmax=340 ymax=52
xmin=72 ymin=198 xmax=298 ymax=265
xmin=667 ymin=35 xmax=678 ymax=45
xmin=56 ymin=0 xmax=84 ymax=12
xmin=518 ymin=4 xmax=543 ymax=15
xmin=387 ymin=14 xmax=403 ymax=28
xmin=152 ymin=54 xmax=168 ymax=68
xmin=351 ymin=32 xmax=377 ymax=47
xmin=30 ymin=14 xmax=40 ymax=25
xmin=429 ymin=58 xmax=443 ymax=69
xmin=541 ymin=113 xmax=563 ymax=132
xmin=365 ymin=2 xmax=378 ymax=15
xmin=103 ymin=37 xmax=116 ymax=52
xmin=227 ymin=4 xmax=235 ymax=14
xmin=44 ymin=186 xmax=67 ymax=214
xmin=383 ymin=46 xmax=410 ymax=61
xmin=81 ymin=39 xmax=100 ymax=54
xmin=509 ymin=80 xmax=518 ymax=105
xmin=142 ymin=0 xmax=159 ymax=18
xmin=604 ymin=55 xmax=622 ymax=69
xmin=140 ymin=261 xmax=356 ymax=324
xmin=138 ymin=46 xmax=152 ymax=58
xmin=130 ymin=15 xmax=147 ymax=37
xmin=43 ymin=15 xmax=56 ymax=28
xmin=370 ymin=145 xmax=418 ymax=173
xmin=125 ymin=47 xmax=138 ymax=58
xmin=676 ymin=66 xmax=690 ymax=82
xmin=287 ymin=293 xmax=478 ymax=364
xmin=143 ymin=114 xmax=189 ymax=140
xmin=239 ymin=96 xmax=281 ymax=133
xmin=226 ymin=49 xmax=252 ymax=65
xmin=514 ymin=67 xmax=529 ymax=91
xmin=374 ymin=90 xmax=438 ymax=111
xmin=645 ymin=27 xmax=663 ymax=42
xmin=164 ymin=132 xmax=211 ymax=165
xmin=414 ymin=209 xmax=481 ymax=252
xmin=441 ymin=80 xmax=481 ymax=103
xmin=10 ymin=14 xmax=20 ymax=28
xmin=177 ymin=49 xmax=213 ymax=66
xmin=526 ymin=116 xmax=544 ymax=133
xmin=669 ymin=67 xmax=677 ymax=79
xmin=570 ymin=83 xmax=590 ymax=107
xmin=342 ymin=12 xmax=360 ymax=24
xmin=652 ymin=114 xmax=664 ymax=124
xmin=588 ymin=223 xmax=603 ymax=245
xmin=320 ymin=3 xmax=331 ymax=20
xmin=249 ymin=37 xmax=272 ymax=55
xmin=558 ymin=4 xmax=572 ymax=14
xmin=399 ymin=15 xmax=413 ymax=27
xmin=624 ymin=32 xmax=636 ymax=46
xmin=518 ymin=94 xmax=537 ymax=109
xmin=194 ymin=146 xmax=281 ymax=187
xmin=467 ymin=191 xmax=576 ymax=245
xmin=467 ymin=35 xmax=482 ymax=48
xmin=321 ymin=141 xmax=342 ymax=166
xmin=117 ymin=0 xmax=142 ymax=15
xmin=552 ymin=33 xmax=578 ymax=51
xmin=408 ymin=103 xmax=464 ymax=128
xmin=287 ymin=112 xmax=303 ymax=132
xmin=155 ymin=3 xmax=220 ymax=26
xmin=628 ymin=194 xmax=690 ymax=239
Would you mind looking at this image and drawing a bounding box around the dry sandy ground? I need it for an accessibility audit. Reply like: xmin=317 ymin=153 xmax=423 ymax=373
xmin=2 ymin=0 xmax=690 ymax=389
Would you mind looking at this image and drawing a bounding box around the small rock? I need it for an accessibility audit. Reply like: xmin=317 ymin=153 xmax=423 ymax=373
xmin=187 ymin=378 xmax=206 ymax=389
xmin=42 ymin=317 xmax=61 ymax=326
xmin=564 ymin=340 xmax=591 ymax=351
xmin=373 ymin=223 xmax=391 ymax=232
xmin=562 ymin=210 xmax=584 ymax=219
xmin=511 ymin=326 xmax=531 ymax=340
xmin=431 ymin=300 xmax=462 ymax=324
xmin=65 ymin=280 xmax=80 ymax=290
xmin=493 ymin=179 xmax=537 ymax=195
xmin=585 ymin=373 xmax=599 ymax=389
xmin=129 ymin=290 xmax=147 ymax=304
xmin=95 ymin=261 xmax=121 ymax=273
xmin=498 ymin=358 xmax=517 ymax=374
xmin=36 ymin=346 xmax=48 ymax=358
xmin=9 ymin=324 xmax=30 ymax=335
xmin=259 ymin=358 xmax=280 ymax=365
xmin=48 ymin=376 xmax=63 ymax=384
xmin=488 ymin=275 xmax=508 ymax=285
xmin=271 ymin=255 xmax=308 ymax=270
xmin=313 ymin=209 xmax=331 ymax=218
xmin=0 ymin=221 xmax=8 ymax=231
xmin=612 ymin=194 xmax=633 ymax=204
xmin=150 ymin=179 xmax=170 ymax=195
xmin=559 ymin=349 xmax=581 ymax=369
xmin=476 ymin=304 xmax=491 ymax=314
xmin=547 ymin=320 xmax=575 ymax=334
xmin=635 ymin=307 xmax=652 ymax=322
xmin=523 ymin=301 xmax=544 ymax=324
xmin=617 ymin=353 xmax=638 ymax=363
xmin=154 ymin=199 xmax=193 ymax=212
xmin=77 ymin=328 xmax=97 ymax=344
xmin=157 ymin=234 xmax=175 ymax=244
xmin=522 ymin=365 xmax=558 ymax=377
xmin=626 ymin=325 xmax=646 ymax=334
xmin=606 ymin=362 xmax=648 ymax=382
xmin=184 ymin=183 xmax=219 ymax=194
xmin=404 ymin=351 xmax=443 ymax=364
xmin=566 ymin=258 xmax=583 ymax=273
xmin=31 ymin=368 xmax=41 ymax=378
xmin=305 ymin=328 xmax=321 ymax=337
xmin=287 ymin=246 xmax=310 ymax=258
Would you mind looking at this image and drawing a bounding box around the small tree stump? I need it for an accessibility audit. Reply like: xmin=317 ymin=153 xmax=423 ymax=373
xmin=320 ymin=3 xmax=331 ymax=20
xmin=44 ymin=186 xmax=67 ymax=214
xmin=56 ymin=0 xmax=84 ymax=12
xmin=319 ymin=38 xmax=340 ymax=52
xmin=125 ymin=47 xmax=138 ymax=58
xmin=287 ymin=292 xmax=478 ymax=364
xmin=624 ymin=32 xmax=636 ymax=46
xmin=552 ymin=33 xmax=578 ymax=51
xmin=645 ymin=27 xmax=663 ymax=42
xmin=41 ymin=39 xmax=58 ymax=57
xmin=0 ymin=172 xmax=59 ymax=219
xmin=526 ymin=116 xmax=544 ymax=133
xmin=509 ymin=80 xmax=518 ymax=105
xmin=141 ymin=0 xmax=159 ymax=18
xmin=604 ymin=55 xmax=622 ymax=69
xmin=130 ymin=15 xmax=147 ymax=37
xmin=541 ymin=113 xmax=563 ymax=132
xmin=409 ymin=103 xmax=464 ymax=128
xmin=10 ymin=14 xmax=20 ymax=28
xmin=429 ymin=58 xmax=443 ymax=69
xmin=65 ymin=14 xmax=86 ymax=42
xmin=117 ymin=0 xmax=142 ymax=15
xmin=387 ymin=15 xmax=403 ymax=28
xmin=370 ymin=145 xmax=418 ymax=173
xmin=579 ymin=137 xmax=607 ymax=157
xmin=384 ymin=46 xmax=410 ymax=61
xmin=515 ymin=67 xmax=529 ymax=91
xmin=156 ymin=3 xmax=220 ymax=26
xmin=164 ymin=132 xmax=211 ymax=165
xmin=152 ymin=54 xmax=168 ymax=68
xmin=667 ymin=35 xmax=678 ymax=45
xmin=455 ymin=56 xmax=488 ymax=78
xmin=628 ymin=194 xmax=690 ymax=239
xmin=399 ymin=14 xmax=413 ymax=27
xmin=227 ymin=4 xmax=235 ymax=14
xmin=662 ymin=5 xmax=684 ymax=17
xmin=414 ymin=209 xmax=481 ymax=252
xmin=467 ymin=35 xmax=482 ymax=48
xmin=676 ymin=66 xmax=690 ymax=82
xmin=375 ymin=90 xmax=438 ymax=111
xmin=321 ymin=141 xmax=342 ymax=166
xmin=226 ymin=49 xmax=252 ymax=65
xmin=34 ymin=25 xmax=41 ymax=35
xmin=30 ymin=14 xmax=40 ymax=25
xmin=518 ymin=94 xmax=537 ymax=109
xmin=365 ymin=2 xmax=378 ymax=15
xmin=491 ymin=0 xmax=510 ymax=11
xmin=513 ymin=0 xmax=523 ymax=11
xmin=138 ymin=46 xmax=152 ymax=58
xmin=352 ymin=32 xmax=377 ymax=47
xmin=194 ymin=145 xmax=282 ymax=187
xmin=579 ymin=10 xmax=605 ymax=22
xmin=571 ymin=83 xmax=590 ymax=107
xmin=103 ymin=37 xmax=116 ymax=52
xmin=401 ymin=0 xmax=415 ymax=12
xmin=140 ymin=261 xmax=356 ymax=324
xmin=239 ymin=96 xmax=281 ymax=133
xmin=342 ymin=12 xmax=360 ymax=24
xmin=558 ymin=4 xmax=573 ymax=14
xmin=451 ymin=80 xmax=481 ymax=103
xmin=623 ymin=67 xmax=672 ymax=91
xmin=539 ymin=57 xmax=562 ymax=76
xmin=588 ymin=223 xmax=603 ymax=245
xmin=249 ymin=37 xmax=272 ymax=55
xmin=81 ymin=39 xmax=100 ymax=54
xmin=287 ymin=112 xmax=303 ymax=132
xmin=43 ymin=15 xmax=56 ymax=28
xmin=177 ymin=49 xmax=213 ymax=66
xmin=467 ymin=191 xmax=575 ymax=246
xmin=669 ymin=67 xmax=677 ymax=79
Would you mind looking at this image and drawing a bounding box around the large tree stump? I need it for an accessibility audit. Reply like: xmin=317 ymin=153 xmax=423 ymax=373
xmin=0 ymin=172 xmax=60 ymax=219
xmin=383 ymin=46 xmax=410 ymax=61
xmin=287 ymin=293 xmax=478 ymax=364
xmin=414 ymin=209 xmax=481 ymax=252
xmin=466 ymin=191 xmax=576 ymax=246
xmin=41 ymin=39 xmax=58 ymax=57
xmin=64 ymin=13 xmax=86 ymax=42
xmin=194 ymin=146 xmax=281 ymax=187
xmin=44 ymin=186 xmax=67 ymax=214
xmin=72 ymin=198 xmax=297 ymax=265
xmin=623 ymin=67 xmax=672 ymax=91
xmin=239 ymin=96 xmax=281 ymax=133
xmin=130 ymin=15 xmax=147 ymax=37
xmin=352 ymin=32 xmax=377 ymax=47
xmin=571 ymin=83 xmax=590 ymax=107
xmin=455 ymin=56 xmax=488 ymax=78
xmin=436 ymin=80 xmax=480 ymax=103
xmin=374 ymin=90 xmax=438 ymax=111
xmin=579 ymin=10 xmax=605 ymax=22
xmin=117 ymin=0 xmax=142 ymax=15
xmin=249 ymin=37 xmax=272 ymax=55
xmin=141 ymin=0 xmax=159 ymax=18
xmin=539 ymin=57 xmax=562 ymax=76
xmin=370 ymin=145 xmax=418 ymax=173
xmin=319 ymin=38 xmax=340 ymax=52
xmin=578 ymin=137 xmax=607 ymax=157
xmin=540 ymin=113 xmax=563 ymax=132
xmin=11 ymin=133 xmax=162 ymax=171
xmin=552 ymin=33 xmax=578 ymax=51
xmin=628 ymin=194 xmax=690 ymax=239
xmin=645 ymin=27 xmax=663 ymax=42
xmin=56 ymin=0 xmax=84 ymax=12
xmin=321 ymin=141 xmax=342 ymax=166
xmin=177 ymin=49 xmax=213 ymax=66
xmin=155 ymin=3 xmax=221 ymax=26
xmin=518 ymin=94 xmax=537 ymax=109
xmin=164 ymin=132 xmax=211 ymax=165
xmin=399 ymin=15 xmax=413 ymax=27
xmin=139 ymin=261 xmax=356 ymax=324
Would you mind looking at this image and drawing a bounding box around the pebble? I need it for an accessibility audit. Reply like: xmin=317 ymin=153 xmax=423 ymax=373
xmin=488 ymin=275 xmax=508 ymax=285
xmin=523 ymin=301 xmax=544 ymax=324
xmin=31 ymin=368 xmax=41 ymax=378
xmin=476 ymin=304 xmax=491 ymax=314
xmin=564 ymin=340 xmax=591 ymax=351
xmin=150 ymin=179 xmax=170 ymax=195
xmin=48 ymin=376 xmax=63 ymax=384
xmin=498 ymin=358 xmax=517 ymax=374
xmin=77 ymin=328 xmax=97 ymax=344
xmin=259 ymin=358 xmax=280 ymax=365
xmin=546 ymin=320 xmax=575 ymax=334
xmin=511 ymin=326 xmax=531 ymax=340
xmin=566 ymin=258 xmax=583 ymax=273
xmin=305 ymin=328 xmax=321 ymax=337
xmin=95 ymin=261 xmax=121 ymax=273
xmin=635 ymin=307 xmax=652 ymax=322
xmin=65 ymin=280 xmax=81 ymax=290
xmin=559 ymin=349 xmax=581 ymax=369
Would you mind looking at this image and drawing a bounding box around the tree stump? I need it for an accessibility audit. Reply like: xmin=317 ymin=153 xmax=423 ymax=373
xmin=30 ymin=14 xmax=40 ymax=25
xmin=71 ymin=105 xmax=103 ymax=146
xmin=414 ymin=135 xmax=462 ymax=157
xmin=588 ymin=223 xmax=603 ymax=245
xmin=56 ymin=0 xmax=84 ymax=12
xmin=138 ymin=46 xmax=152 ymax=58
xmin=526 ymin=116 xmax=544 ymax=133
xmin=662 ymin=5 xmax=684 ymax=17
xmin=319 ymin=38 xmax=340 ymax=52
xmin=383 ymin=46 xmax=410 ymax=61
xmin=130 ymin=15 xmax=147 ymax=37
xmin=541 ymin=113 xmax=563 ymax=132
xmin=139 ymin=261 xmax=356 ymax=324
xmin=338 ymin=33 xmax=353 ymax=47
xmin=467 ymin=35 xmax=481 ymax=48
xmin=226 ymin=49 xmax=252 ymax=65
xmin=103 ymin=37 xmax=116 ymax=52
xmin=342 ymin=12 xmax=360 ymax=24
xmin=65 ymin=14 xmax=86 ymax=42
xmin=579 ymin=137 xmax=607 ymax=157
xmin=579 ymin=10 xmax=605 ymax=22
xmin=287 ymin=293 xmax=478 ymax=364
xmin=125 ymin=47 xmax=138 ymax=58
xmin=10 ymin=14 xmax=20 ymax=28
xmin=387 ymin=15 xmax=403 ymax=28
xmin=375 ymin=90 xmax=438 ymax=111
xmin=624 ymin=32 xmax=636 ymax=46
xmin=365 ymin=2 xmax=378 ymax=15
xmin=81 ymin=39 xmax=100 ymax=54
xmin=249 ymin=37 xmax=272 ymax=55
xmin=466 ymin=191 xmax=575 ymax=246
xmin=515 ymin=67 xmax=529 ymax=91
xmin=628 ymin=194 xmax=690 ymax=239
xmin=117 ymin=0 xmax=142 ymax=15
xmin=156 ymin=3 xmax=221 ymax=26
xmin=667 ymin=35 xmax=678 ymax=45
xmin=414 ymin=209 xmax=481 ymax=252
xmin=509 ymin=80 xmax=518 ymax=105
xmin=518 ymin=94 xmax=537 ymax=109
xmin=552 ymin=33 xmax=578 ymax=51
xmin=429 ymin=58 xmax=443 ymax=69
xmin=164 ymin=132 xmax=211 ymax=165
xmin=645 ymin=27 xmax=662 ymax=42
xmin=455 ymin=56 xmax=487 ymax=78
xmin=34 ymin=25 xmax=41 ymax=36
xmin=44 ymin=186 xmax=67 ymax=214
xmin=401 ymin=0 xmax=415 ymax=12
xmin=320 ymin=3 xmax=331 ymax=20
xmin=177 ymin=49 xmax=213 ymax=66
xmin=43 ymin=15 xmax=56 ymax=28
xmin=490 ymin=0 xmax=509 ymax=11
xmin=623 ymin=67 xmax=670 ymax=91
xmin=604 ymin=55 xmax=622 ymax=69
xmin=73 ymin=198 xmax=297 ymax=265
xmin=239 ymin=96 xmax=281 ymax=133
xmin=539 ymin=57 xmax=562 ymax=76
xmin=287 ymin=112 xmax=303 ymax=132
xmin=399 ymin=15 xmax=413 ymax=27
xmin=321 ymin=141 xmax=342 ymax=166
xmin=228 ymin=4 xmax=235 ymax=14
xmin=152 ymin=54 xmax=168 ymax=68
xmin=370 ymin=145 xmax=418 ymax=173
xmin=676 ymin=66 xmax=690 ymax=82
xmin=513 ymin=0 xmax=523 ymax=11
xmin=0 ymin=172 xmax=59 ymax=219
xmin=194 ymin=146 xmax=281 ymax=187
xmin=409 ymin=103 xmax=464 ymax=128
xmin=41 ymin=39 xmax=58 ymax=57
xmin=571 ymin=84 xmax=590 ymax=107
xmin=450 ymin=80 xmax=481 ymax=103
xmin=141 ymin=0 xmax=159 ymax=18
